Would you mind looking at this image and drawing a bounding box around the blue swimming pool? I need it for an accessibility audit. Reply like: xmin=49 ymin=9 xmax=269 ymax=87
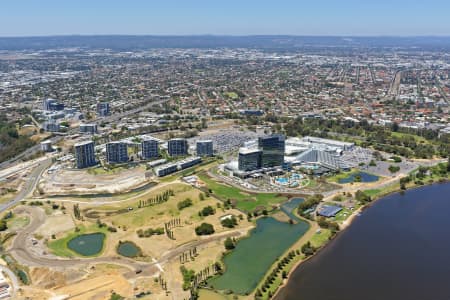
xmin=276 ymin=178 xmax=289 ymax=184
xmin=275 ymin=173 xmax=304 ymax=186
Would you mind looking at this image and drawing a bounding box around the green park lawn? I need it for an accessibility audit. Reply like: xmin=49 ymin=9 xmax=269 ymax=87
xmin=332 ymin=207 xmax=354 ymax=223
xmin=224 ymin=92 xmax=239 ymax=99
xmin=310 ymin=228 xmax=332 ymax=248
xmin=198 ymin=173 xmax=287 ymax=212
xmin=86 ymin=165 xmax=127 ymax=175
xmin=390 ymin=132 xmax=431 ymax=144
xmin=363 ymin=189 xmax=382 ymax=197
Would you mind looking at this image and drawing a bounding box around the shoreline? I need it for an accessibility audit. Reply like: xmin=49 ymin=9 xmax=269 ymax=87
xmin=271 ymin=178 xmax=450 ymax=300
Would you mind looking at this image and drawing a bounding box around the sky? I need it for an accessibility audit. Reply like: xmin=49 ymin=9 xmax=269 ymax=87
xmin=1 ymin=0 xmax=450 ymax=37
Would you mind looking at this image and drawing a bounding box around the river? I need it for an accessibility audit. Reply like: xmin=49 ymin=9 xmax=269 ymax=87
xmin=276 ymin=182 xmax=450 ymax=300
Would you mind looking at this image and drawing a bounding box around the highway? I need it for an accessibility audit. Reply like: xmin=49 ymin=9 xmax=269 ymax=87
xmin=0 ymin=158 xmax=53 ymax=213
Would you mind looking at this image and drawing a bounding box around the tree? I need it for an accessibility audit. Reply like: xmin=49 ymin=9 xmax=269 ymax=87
xmin=224 ymin=237 xmax=236 ymax=250
xmin=199 ymin=206 xmax=215 ymax=217
xmin=255 ymin=289 xmax=263 ymax=297
xmin=391 ymin=122 xmax=399 ymax=132
xmin=180 ymin=266 xmax=195 ymax=290
xmin=195 ymin=223 xmax=215 ymax=235
xmin=317 ymin=217 xmax=340 ymax=233
xmin=221 ymin=216 xmax=238 ymax=228
xmin=301 ymin=241 xmax=316 ymax=256
xmin=388 ymin=165 xmax=400 ymax=173
xmin=298 ymin=194 xmax=323 ymax=214
xmin=0 ymin=220 xmax=7 ymax=231
xmin=355 ymin=190 xmax=371 ymax=204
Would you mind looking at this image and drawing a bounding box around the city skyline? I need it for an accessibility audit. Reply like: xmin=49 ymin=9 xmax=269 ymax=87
xmin=1 ymin=0 xmax=450 ymax=37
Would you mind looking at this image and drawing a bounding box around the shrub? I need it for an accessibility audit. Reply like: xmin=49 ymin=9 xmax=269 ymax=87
xmin=177 ymin=198 xmax=193 ymax=210
xmin=199 ymin=205 xmax=215 ymax=217
xmin=224 ymin=237 xmax=236 ymax=250
xmin=195 ymin=223 xmax=215 ymax=235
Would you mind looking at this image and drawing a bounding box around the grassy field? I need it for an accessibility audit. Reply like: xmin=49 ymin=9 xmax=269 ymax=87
xmin=7 ymin=215 xmax=30 ymax=231
xmin=332 ymin=208 xmax=352 ymax=223
xmin=86 ymin=165 xmax=128 ymax=175
xmin=224 ymin=92 xmax=239 ymax=100
xmin=47 ymin=224 xmax=109 ymax=257
xmin=363 ymin=189 xmax=382 ymax=197
xmin=391 ymin=132 xmax=431 ymax=144
xmin=107 ymin=184 xmax=204 ymax=228
xmin=310 ymin=228 xmax=332 ymax=248
xmin=197 ymin=172 xmax=287 ymax=212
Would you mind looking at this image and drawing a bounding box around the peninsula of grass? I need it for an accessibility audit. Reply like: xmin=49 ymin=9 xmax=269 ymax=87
xmin=326 ymin=170 xmax=356 ymax=183
xmin=47 ymin=225 xmax=108 ymax=257
xmin=197 ymin=172 xmax=287 ymax=212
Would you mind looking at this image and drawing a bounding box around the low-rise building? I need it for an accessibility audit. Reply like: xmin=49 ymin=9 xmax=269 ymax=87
xmin=79 ymin=123 xmax=98 ymax=134
xmin=40 ymin=140 xmax=53 ymax=152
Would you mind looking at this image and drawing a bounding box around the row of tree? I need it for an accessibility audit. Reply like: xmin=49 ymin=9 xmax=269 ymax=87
xmin=179 ymin=247 xmax=198 ymax=264
xmin=137 ymin=189 xmax=174 ymax=208
xmin=255 ymin=250 xmax=300 ymax=299
xmin=136 ymin=227 xmax=164 ymax=238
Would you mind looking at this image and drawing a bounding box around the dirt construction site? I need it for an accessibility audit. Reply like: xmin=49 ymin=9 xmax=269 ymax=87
xmin=38 ymin=164 xmax=149 ymax=195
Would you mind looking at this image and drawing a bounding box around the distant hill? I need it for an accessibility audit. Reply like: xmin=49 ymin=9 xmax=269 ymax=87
xmin=1 ymin=35 xmax=450 ymax=51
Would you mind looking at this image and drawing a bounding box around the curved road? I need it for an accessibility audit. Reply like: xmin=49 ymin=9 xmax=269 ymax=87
xmin=0 ymin=265 xmax=19 ymax=298
xmin=0 ymin=158 xmax=53 ymax=213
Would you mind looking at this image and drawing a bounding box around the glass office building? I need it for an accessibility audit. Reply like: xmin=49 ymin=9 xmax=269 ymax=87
xmin=258 ymin=134 xmax=285 ymax=168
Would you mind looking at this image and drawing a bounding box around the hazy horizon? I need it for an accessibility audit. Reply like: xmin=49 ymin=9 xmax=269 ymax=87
xmin=1 ymin=0 xmax=450 ymax=37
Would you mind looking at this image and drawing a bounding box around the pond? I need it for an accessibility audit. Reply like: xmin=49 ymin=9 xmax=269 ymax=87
xmin=67 ymin=232 xmax=105 ymax=256
xmin=117 ymin=241 xmax=141 ymax=257
xmin=208 ymin=198 xmax=309 ymax=294
xmin=338 ymin=172 xmax=379 ymax=184
xmin=280 ymin=197 xmax=304 ymax=220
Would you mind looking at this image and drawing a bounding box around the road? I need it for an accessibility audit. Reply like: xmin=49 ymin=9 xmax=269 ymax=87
xmin=0 ymin=265 xmax=19 ymax=298
xmin=0 ymin=158 xmax=53 ymax=213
